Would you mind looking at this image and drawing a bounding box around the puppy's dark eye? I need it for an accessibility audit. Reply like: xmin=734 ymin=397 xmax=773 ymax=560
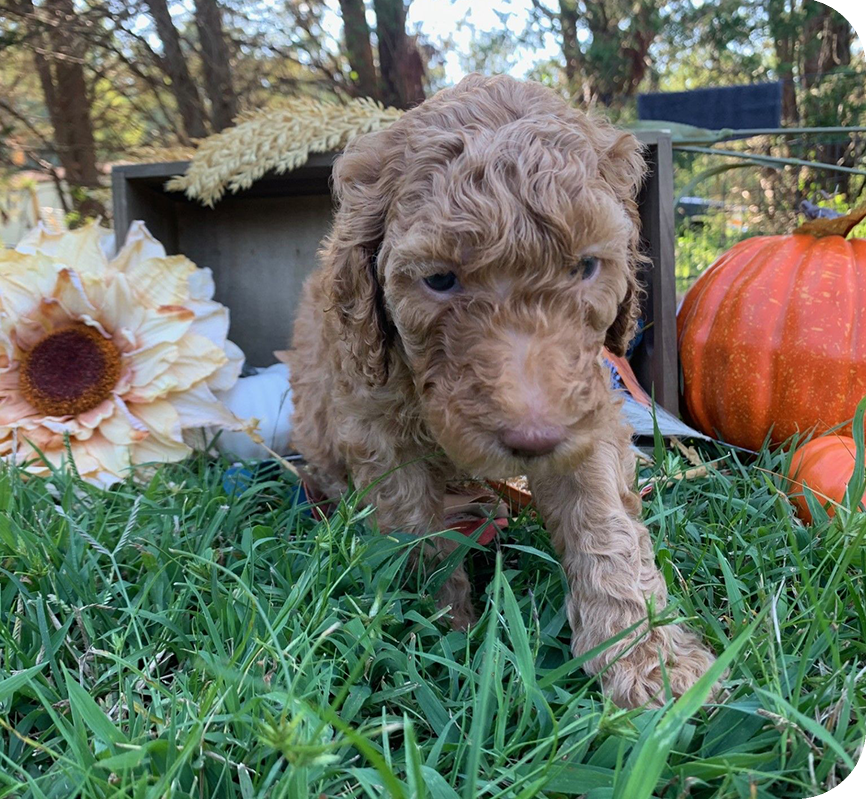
xmin=570 ymin=256 xmax=600 ymax=281
xmin=423 ymin=272 xmax=458 ymax=292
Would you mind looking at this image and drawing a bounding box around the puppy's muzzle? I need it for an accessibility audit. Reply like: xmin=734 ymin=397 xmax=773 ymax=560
xmin=499 ymin=422 xmax=567 ymax=457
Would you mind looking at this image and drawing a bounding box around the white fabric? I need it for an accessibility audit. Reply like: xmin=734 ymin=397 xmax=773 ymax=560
xmin=214 ymin=363 xmax=294 ymax=458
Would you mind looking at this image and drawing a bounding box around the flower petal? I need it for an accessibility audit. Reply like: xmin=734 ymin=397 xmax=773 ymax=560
xmin=111 ymin=221 xmax=167 ymax=275
xmin=126 ymin=334 xmax=226 ymax=402
xmin=124 ymin=342 xmax=179 ymax=394
xmin=169 ymin=334 xmax=227 ymax=391
xmin=6 ymin=298 xmax=73 ymax=351
xmin=54 ymin=269 xmax=97 ymax=318
xmin=4 ymin=437 xmax=98 ymax=479
xmin=187 ymin=266 xmax=216 ymax=301
xmin=0 ymin=393 xmax=39 ymax=426
xmin=99 ymin=399 xmax=150 ymax=445
xmin=167 ymin=380 xmax=246 ymax=430
xmin=0 ymin=331 xmax=13 ymax=367
xmin=114 ymin=364 xmax=133 ymax=396
xmin=124 ymin=255 xmax=198 ymax=306
xmin=127 ymin=398 xmax=182 ymax=442
xmin=17 ymin=425 xmax=65 ymax=451
xmin=32 ymin=416 xmax=93 ymax=441
xmin=79 ymin=433 xmax=131 ymax=483
xmin=77 ymin=315 xmax=113 ymax=339
xmin=134 ymin=305 xmax=195 ymax=350
xmin=97 ymin=274 xmax=146 ymax=345
xmin=16 ymin=221 xmax=110 ymax=279
xmin=16 ymin=446 xmax=65 ymax=476
xmin=131 ymin=433 xmax=191 ymax=467
xmin=0 ymin=251 xmax=58 ymax=317
xmin=207 ymin=339 xmax=244 ymax=391
xmin=76 ymin=398 xmax=116 ymax=430
xmin=186 ymin=300 xmax=229 ymax=346
xmin=0 ymin=368 xmax=19 ymax=391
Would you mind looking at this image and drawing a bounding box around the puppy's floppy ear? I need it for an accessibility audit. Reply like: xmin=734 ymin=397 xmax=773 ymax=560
xmin=604 ymin=272 xmax=641 ymax=357
xmin=325 ymin=127 xmax=402 ymax=385
xmin=599 ymin=131 xmax=647 ymax=357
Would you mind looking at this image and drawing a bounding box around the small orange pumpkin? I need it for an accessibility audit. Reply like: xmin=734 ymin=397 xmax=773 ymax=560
xmin=678 ymin=207 xmax=866 ymax=450
xmin=787 ymin=435 xmax=863 ymax=522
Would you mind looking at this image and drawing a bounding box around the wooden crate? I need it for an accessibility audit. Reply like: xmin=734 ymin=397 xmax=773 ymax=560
xmin=112 ymin=131 xmax=678 ymax=411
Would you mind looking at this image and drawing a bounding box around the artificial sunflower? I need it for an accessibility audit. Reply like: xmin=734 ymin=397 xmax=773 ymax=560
xmin=0 ymin=221 xmax=247 ymax=486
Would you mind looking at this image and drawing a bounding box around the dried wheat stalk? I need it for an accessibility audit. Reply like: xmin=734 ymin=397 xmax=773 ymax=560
xmin=128 ymin=144 xmax=199 ymax=164
xmin=165 ymin=97 xmax=404 ymax=207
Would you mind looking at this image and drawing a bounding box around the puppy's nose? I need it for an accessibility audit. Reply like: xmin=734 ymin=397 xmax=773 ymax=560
xmin=500 ymin=424 xmax=566 ymax=457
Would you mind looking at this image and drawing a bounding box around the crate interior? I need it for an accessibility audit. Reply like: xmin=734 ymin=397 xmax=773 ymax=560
xmin=113 ymin=159 xmax=334 ymax=366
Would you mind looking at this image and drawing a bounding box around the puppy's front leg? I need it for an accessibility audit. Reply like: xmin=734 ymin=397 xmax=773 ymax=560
xmin=529 ymin=439 xmax=717 ymax=707
xmin=352 ymin=459 xmax=475 ymax=630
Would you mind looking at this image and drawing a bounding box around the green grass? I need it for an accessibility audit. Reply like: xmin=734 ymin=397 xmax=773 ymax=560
xmin=0 ymin=424 xmax=864 ymax=798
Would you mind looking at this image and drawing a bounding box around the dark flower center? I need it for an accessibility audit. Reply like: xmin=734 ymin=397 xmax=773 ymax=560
xmin=20 ymin=323 xmax=121 ymax=417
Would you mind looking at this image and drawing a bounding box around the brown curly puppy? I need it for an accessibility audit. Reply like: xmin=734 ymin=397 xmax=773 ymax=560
xmin=288 ymin=74 xmax=717 ymax=707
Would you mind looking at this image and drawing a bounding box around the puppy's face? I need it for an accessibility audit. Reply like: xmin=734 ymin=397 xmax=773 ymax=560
xmin=327 ymin=76 xmax=644 ymax=478
xmin=379 ymin=125 xmax=637 ymax=477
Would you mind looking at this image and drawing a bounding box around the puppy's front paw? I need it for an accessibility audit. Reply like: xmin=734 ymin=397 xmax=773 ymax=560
xmin=601 ymin=625 xmax=719 ymax=708
xmin=436 ymin=570 xmax=477 ymax=631
xmin=447 ymin=603 xmax=478 ymax=632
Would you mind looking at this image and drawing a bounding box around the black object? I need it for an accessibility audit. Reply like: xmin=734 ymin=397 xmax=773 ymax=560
xmin=638 ymin=82 xmax=783 ymax=131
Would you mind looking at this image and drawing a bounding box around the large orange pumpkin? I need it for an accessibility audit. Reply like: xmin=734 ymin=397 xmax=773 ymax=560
xmin=787 ymin=435 xmax=863 ymax=523
xmin=678 ymin=209 xmax=866 ymax=450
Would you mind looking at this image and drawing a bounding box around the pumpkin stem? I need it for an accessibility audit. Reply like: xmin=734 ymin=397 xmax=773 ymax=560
xmin=793 ymin=203 xmax=866 ymax=238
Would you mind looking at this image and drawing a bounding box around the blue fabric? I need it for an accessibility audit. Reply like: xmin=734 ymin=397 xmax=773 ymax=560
xmin=638 ymin=82 xmax=783 ymax=130
xmin=627 ymin=317 xmax=644 ymax=357
xmin=222 ymin=465 xmax=254 ymax=496
xmin=222 ymin=460 xmax=285 ymax=496
xmin=603 ymin=355 xmax=622 ymax=392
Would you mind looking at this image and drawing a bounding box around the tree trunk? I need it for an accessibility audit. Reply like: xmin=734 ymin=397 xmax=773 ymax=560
xmin=558 ymin=0 xmax=582 ymax=99
xmin=194 ymin=0 xmax=238 ymax=131
xmin=802 ymin=2 xmax=826 ymax=89
xmin=625 ymin=32 xmax=653 ymax=95
xmin=779 ymin=73 xmax=798 ymax=124
xmin=144 ymin=0 xmax=209 ymax=140
xmin=767 ymin=0 xmax=799 ymax=124
xmin=625 ymin=4 xmax=657 ymax=95
xmin=15 ymin=0 xmax=104 ymax=218
xmin=41 ymin=0 xmax=101 ymax=189
xmin=401 ymin=35 xmax=426 ymax=107
xmin=827 ymin=16 xmax=852 ymax=70
xmin=372 ymin=0 xmax=424 ymax=109
xmin=775 ymin=37 xmax=799 ymax=125
xmin=338 ymin=0 xmax=379 ymax=99
xmin=803 ymin=3 xmax=851 ymax=85
xmin=798 ymin=2 xmax=854 ymax=190
xmin=832 ymin=22 xmax=853 ymax=67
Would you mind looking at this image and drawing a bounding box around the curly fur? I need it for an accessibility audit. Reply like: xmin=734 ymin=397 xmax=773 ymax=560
xmin=288 ymin=74 xmax=717 ymax=707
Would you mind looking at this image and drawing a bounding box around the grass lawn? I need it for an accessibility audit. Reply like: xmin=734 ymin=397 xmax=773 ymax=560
xmin=0 ymin=419 xmax=864 ymax=799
